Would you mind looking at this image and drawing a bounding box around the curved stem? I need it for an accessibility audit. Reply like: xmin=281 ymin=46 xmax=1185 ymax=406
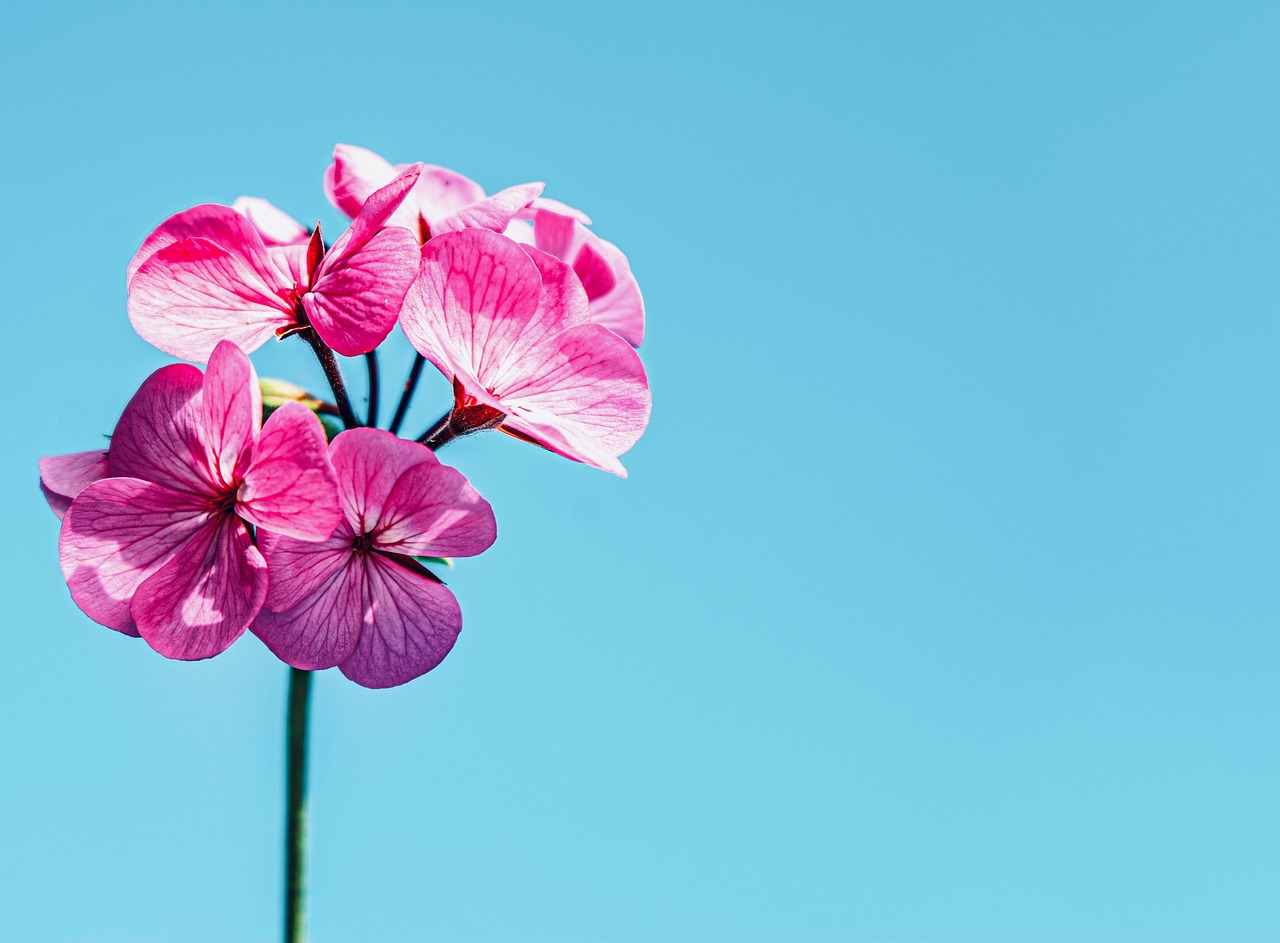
xmin=417 ymin=411 xmax=455 ymax=451
xmin=364 ymin=351 xmax=380 ymax=428
xmin=301 ymin=329 xmax=360 ymax=429
xmin=284 ymin=668 xmax=312 ymax=943
xmin=387 ymin=354 xmax=425 ymax=436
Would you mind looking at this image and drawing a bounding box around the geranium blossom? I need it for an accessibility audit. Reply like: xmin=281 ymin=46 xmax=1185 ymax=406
xmin=232 ymin=196 xmax=310 ymax=247
xmin=59 ymin=341 xmax=340 ymax=659
xmin=324 ymin=143 xmax=544 ymax=241
xmin=398 ymin=228 xmax=650 ymax=477
xmin=127 ymin=165 xmax=424 ymax=360
xmin=39 ymin=449 xmax=108 ymax=519
xmin=505 ymin=206 xmax=645 ymax=347
xmin=253 ymin=428 xmax=496 ymax=688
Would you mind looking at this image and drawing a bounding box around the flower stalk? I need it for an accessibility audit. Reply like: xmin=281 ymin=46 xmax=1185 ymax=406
xmin=301 ymin=328 xmax=361 ymax=429
xmin=285 ymin=667 xmax=312 ymax=943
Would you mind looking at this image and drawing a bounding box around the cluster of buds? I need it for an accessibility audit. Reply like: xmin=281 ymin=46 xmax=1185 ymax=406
xmin=41 ymin=145 xmax=651 ymax=688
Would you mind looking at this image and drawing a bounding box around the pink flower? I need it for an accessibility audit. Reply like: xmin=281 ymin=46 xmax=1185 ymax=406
xmin=253 ymin=428 xmax=496 ymax=688
xmin=59 ymin=341 xmax=341 ymax=660
xmin=232 ymin=196 xmax=310 ymax=247
xmin=39 ymin=450 xmax=108 ymax=519
xmin=398 ymin=228 xmax=651 ymax=477
xmin=127 ymin=165 xmax=424 ymax=361
xmin=324 ymin=143 xmax=544 ymax=242
xmin=505 ymin=206 xmax=646 ymax=347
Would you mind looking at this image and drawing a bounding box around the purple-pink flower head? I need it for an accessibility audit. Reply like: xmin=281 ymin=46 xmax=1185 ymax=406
xmin=127 ymin=165 xmax=425 ymax=362
xmin=59 ymin=341 xmax=341 ymax=660
xmin=253 ymin=428 xmax=497 ymax=689
xmin=399 ymin=228 xmax=651 ymax=477
xmin=324 ymin=143 xmax=544 ymax=243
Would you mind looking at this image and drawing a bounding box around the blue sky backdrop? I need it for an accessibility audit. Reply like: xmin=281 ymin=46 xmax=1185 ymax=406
xmin=2 ymin=2 xmax=1278 ymax=940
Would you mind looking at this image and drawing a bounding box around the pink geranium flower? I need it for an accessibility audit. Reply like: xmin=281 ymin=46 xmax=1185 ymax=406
xmin=505 ymin=206 xmax=646 ymax=347
xmin=232 ymin=196 xmax=310 ymax=247
xmin=127 ymin=165 xmax=424 ymax=361
xmin=398 ymin=228 xmax=651 ymax=477
xmin=324 ymin=143 xmax=544 ymax=242
xmin=59 ymin=341 xmax=341 ymax=660
xmin=253 ymin=428 xmax=496 ymax=688
xmin=39 ymin=449 xmax=108 ymax=519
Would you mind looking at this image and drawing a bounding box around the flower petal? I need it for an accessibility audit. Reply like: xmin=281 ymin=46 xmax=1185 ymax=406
xmin=340 ymin=163 xmax=423 ymax=254
xmin=237 ymin=403 xmax=340 ymax=541
xmin=324 ymin=143 xmax=399 ymax=219
xmin=257 ymin=522 xmax=354 ymax=613
xmin=232 ymin=196 xmax=309 ymax=247
xmin=583 ymin=235 xmax=645 ymax=347
xmin=339 ymin=555 xmax=462 ymax=689
xmin=412 ymin=165 xmax=486 ymax=228
xmin=108 ymin=363 xmax=215 ymax=495
xmin=327 ymin=428 xmax=433 ymax=536
xmin=59 ymin=478 xmax=211 ymax=635
xmin=433 ymin=182 xmax=545 ymax=235
xmin=252 ymin=539 xmax=363 ymax=670
xmin=202 ymin=340 xmax=261 ymax=486
xmin=127 ymin=204 xmax=265 ymax=284
xmin=39 ymin=450 xmax=109 ymax=520
xmin=376 ymin=454 xmax=497 ymax=559
xmin=131 ymin=514 xmax=268 ymax=660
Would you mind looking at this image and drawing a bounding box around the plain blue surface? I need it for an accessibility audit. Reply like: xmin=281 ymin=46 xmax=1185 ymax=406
xmin=3 ymin=2 xmax=1279 ymax=940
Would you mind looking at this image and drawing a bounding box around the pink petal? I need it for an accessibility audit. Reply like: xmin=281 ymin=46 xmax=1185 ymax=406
xmin=340 ymin=163 xmax=423 ymax=254
xmin=571 ymin=241 xmax=618 ymax=301
xmin=338 ymin=555 xmax=462 ymax=689
xmin=584 ymin=236 xmax=645 ymax=347
xmin=108 ymin=363 xmax=215 ymax=496
xmin=527 ymin=196 xmax=591 ymax=224
xmin=257 ymin=522 xmax=354 ymax=613
xmin=202 ymin=340 xmax=261 ymax=486
xmin=252 ymin=534 xmax=363 ymax=670
xmin=433 ymin=182 xmax=545 ymax=235
xmin=497 ymin=324 xmax=652 ymax=477
xmin=304 ymin=226 xmax=421 ymax=356
xmin=237 ymin=403 xmax=341 ymax=541
xmin=131 ymin=514 xmax=267 ymax=660
xmin=127 ymin=204 xmax=265 ymax=284
xmin=412 ymin=166 xmax=486 ymax=228
xmin=127 ymin=236 xmax=296 ymax=363
xmin=375 ymin=452 xmax=497 ymax=559
xmin=233 ymin=196 xmax=310 ymax=247
xmin=327 ymin=428 xmax=434 ymax=536
xmin=529 ymin=207 xmax=578 ymax=259
xmin=324 ymin=143 xmax=399 ymax=219
xmin=39 ymin=450 xmax=109 ymax=520
xmin=59 ymin=478 xmax=212 ymax=635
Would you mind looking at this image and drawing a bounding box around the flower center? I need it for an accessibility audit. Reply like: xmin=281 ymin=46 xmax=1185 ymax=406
xmin=351 ymin=532 xmax=375 ymax=556
xmin=210 ymin=488 xmax=238 ymax=516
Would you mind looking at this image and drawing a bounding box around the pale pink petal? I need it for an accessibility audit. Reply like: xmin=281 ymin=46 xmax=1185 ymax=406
xmin=502 ymin=217 xmax=537 ymax=246
xmin=232 ymin=196 xmax=309 ymax=246
xmin=527 ymin=196 xmax=591 ymax=224
xmin=339 ymin=164 xmax=423 ymax=253
xmin=202 ymin=341 xmax=261 ymax=486
xmin=252 ymin=538 xmax=363 ymax=670
xmin=324 ymin=143 xmax=399 ymax=219
xmin=257 ymin=522 xmax=355 ymax=613
xmin=108 ymin=363 xmax=215 ymax=495
xmin=328 ymin=429 xmax=433 ymax=536
xmin=376 ymin=456 xmax=497 ymax=559
xmin=267 ymin=244 xmax=311 ymax=288
xmin=412 ymin=165 xmax=486 ymax=228
xmin=339 ymin=555 xmax=462 ymax=689
xmin=497 ymin=324 xmax=651 ymax=477
xmin=59 ymin=478 xmax=211 ymax=635
xmin=127 ymin=204 xmax=265 ymax=284
xmin=131 ymin=514 xmax=267 ymax=660
xmin=39 ymin=450 xmax=109 ymax=519
xmin=127 ymin=237 xmax=296 ymax=362
xmin=304 ymin=226 xmax=421 ymax=356
xmin=584 ymin=236 xmax=645 ymax=347
xmin=433 ymin=182 xmax=545 ymax=235
xmin=237 ymin=403 xmax=340 ymax=541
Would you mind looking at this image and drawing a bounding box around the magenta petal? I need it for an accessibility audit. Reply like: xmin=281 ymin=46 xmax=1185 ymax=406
xmin=338 ymin=555 xmax=462 ymax=689
xmin=324 ymin=143 xmax=398 ymax=219
xmin=232 ymin=196 xmax=309 ymax=247
xmin=305 ymin=226 xmax=421 ymax=356
xmin=257 ymin=524 xmax=353 ymax=613
xmin=342 ymin=163 xmax=423 ymax=253
xmin=414 ymin=165 xmax=486 ymax=224
xmin=131 ymin=514 xmax=267 ymax=660
xmin=128 ymin=237 xmax=296 ymax=362
xmin=108 ymin=363 xmax=215 ymax=495
xmin=328 ymin=429 xmax=433 ymax=535
xmin=237 ymin=403 xmax=340 ymax=541
xmin=377 ymin=457 xmax=497 ymax=559
xmin=585 ymin=236 xmax=645 ymax=347
xmin=59 ymin=478 xmax=211 ymax=635
xmin=434 ymin=182 xmax=545 ymax=235
xmin=39 ymin=450 xmax=109 ymax=519
xmin=127 ymin=204 xmax=265 ymax=284
xmin=527 ymin=196 xmax=591 ymax=224
xmin=202 ymin=341 xmax=261 ymax=485
xmin=252 ymin=543 xmax=363 ymax=670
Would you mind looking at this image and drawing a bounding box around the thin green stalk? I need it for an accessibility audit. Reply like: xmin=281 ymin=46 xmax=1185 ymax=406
xmin=285 ymin=667 xmax=312 ymax=943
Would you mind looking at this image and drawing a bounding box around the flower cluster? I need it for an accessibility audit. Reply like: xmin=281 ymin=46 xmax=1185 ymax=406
xmin=41 ymin=144 xmax=651 ymax=688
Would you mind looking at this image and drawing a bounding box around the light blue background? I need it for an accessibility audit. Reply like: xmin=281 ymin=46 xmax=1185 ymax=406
xmin=2 ymin=2 xmax=1278 ymax=940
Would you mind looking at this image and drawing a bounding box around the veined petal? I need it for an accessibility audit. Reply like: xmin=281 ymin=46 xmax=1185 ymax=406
xmin=257 ymin=522 xmax=354 ymax=613
xmin=232 ymin=196 xmax=309 ymax=246
xmin=39 ymin=449 xmax=109 ymax=520
xmin=59 ymin=478 xmax=212 ymax=635
xmin=132 ymin=514 xmax=267 ymax=660
xmin=433 ymin=182 xmax=544 ymax=235
xmin=376 ymin=455 xmax=497 ymax=559
xmin=328 ymin=429 xmax=433 ymax=536
xmin=339 ymin=555 xmax=462 ymax=689
xmin=584 ymin=236 xmax=645 ymax=347
xmin=340 ymin=163 xmax=423 ymax=254
xmin=304 ymin=226 xmax=420 ymax=356
xmin=202 ymin=341 xmax=261 ymax=486
xmin=252 ymin=541 xmax=363 ymax=670
xmin=324 ymin=143 xmax=399 ymax=219
xmin=237 ymin=403 xmax=340 ymax=541
xmin=127 ymin=204 xmax=267 ymax=284
xmin=128 ymin=236 xmax=297 ymax=363
xmin=108 ymin=363 xmax=215 ymax=495
xmin=412 ymin=165 xmax=486 ymax=226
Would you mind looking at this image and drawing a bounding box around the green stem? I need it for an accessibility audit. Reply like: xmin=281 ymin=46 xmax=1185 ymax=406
xmin=285 ymin=667 xmax=312 ymax=943
xmin=301 ymin=329 xmax=361 ymax=429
